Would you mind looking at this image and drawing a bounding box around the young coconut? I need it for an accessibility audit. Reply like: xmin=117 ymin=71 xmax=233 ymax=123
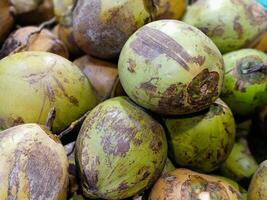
xmin=183 ymin=0 xmax=267 ymax=53
xmin=0 ymin=0 xmax=14 ymax=44
xmin=118 ymin=20 xmax=224 ymax=115
xmin=0 ymin=51 xmax=97 ymax=132
xmin=221 ymin=49 xmax=267 ymax=117
xmin=0 ymin=123 xmax=69 ymax=200
xmin=248 ymin=160 xmax=267 ymax=200
xmin=74 ymin=55 xmax=118 ymax=102
xmin=73 ymin=0 xmax=153 ymax=60
xmin=0 ymin=26 xmax=69 ymax=59
xmin=165 ymin=99 xmax=236 ymax=173
xmin=149 ymin=168 xmax=243 ymax=200
xmin=220 ymin=139 xmax=258 ymax=182
xmin=75 ymin=97 xmax=168 ymax=199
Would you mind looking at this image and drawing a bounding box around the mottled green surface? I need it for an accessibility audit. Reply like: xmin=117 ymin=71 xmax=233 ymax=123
xmin=165 ymin=99 xmax=235 ymax=172
xmin=183 ymin=0 xmax=267 ymax=53
xmin=248 ymin=160 xmax=267 ymax=200
xmin=221 ymin=49 xmax=267 ymax=117
xmin=119 ymin=20 xmax=224 ymax=115
xmin=0 ymin=51 xmax=97 ymax=132
xmin=220 ymin=140 xmax=258 ymax=182
xmin=76 ymin=97 xmax=167 ymax=199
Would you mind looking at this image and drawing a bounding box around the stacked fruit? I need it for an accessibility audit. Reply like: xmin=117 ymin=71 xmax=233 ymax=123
xmin=0 ymin=0 xmax=266 ymax=200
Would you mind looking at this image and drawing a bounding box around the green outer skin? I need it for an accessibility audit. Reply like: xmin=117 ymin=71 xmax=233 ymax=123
xmin=0 ymin=123 xmax=69 ymax=200
xmin=165 ymin=98 xmax=236 ymax=173
xmin=162 ymin=158 xmax=175 ymax=175
xmin=0 ymin=51 xmax=97 ymax=132
xmin=248 ymin=160 xmax=267 ymax=200
xmin=68 ymin=195 xmax=84 ymax=200
xmin=119 ymin=20 xmax=224 ymax=115
xmin=183 ymin=0 xmax=267 ymax=53
xmin=220 ymin=141 xmax=258 ymax=182
xmin=221 ymin=49 xmax=267 ymax=117
xmin=75 ymin=97 xmax=167 ymax=199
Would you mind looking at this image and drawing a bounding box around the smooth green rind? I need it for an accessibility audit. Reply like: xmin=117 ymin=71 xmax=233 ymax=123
xmin=165 ymin=99 xmax=236 ymax=173
xmin=248 ymin=160 xmax=267 ymax=200
xmin=0 ymin=123 xmax=69 ymax=200
xmin=183 ymin=0 xmax=267 ymax=53
xmin=0 ymin=51 xmax=97 ymax=132
xmin=220 ymin=140 xmax=258 ymax=182
xmin=119 ymin=20 xmax=224 ymax=115
xmin=76 ymin=97 xmax=167 ymax=199
xmin=221 ymin=49 xmax=267 ymax=117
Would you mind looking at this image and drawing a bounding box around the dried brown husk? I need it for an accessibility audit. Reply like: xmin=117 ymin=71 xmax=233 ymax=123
xmin=74 ymin=55 xmax=118 ymax=102
xmin=0 ymin=0 xmax=14 ymax=44
xmin=14 ymin=0 xmax=54 ymax=25
xmin=0 ymin=26 xmax=69 ymax=59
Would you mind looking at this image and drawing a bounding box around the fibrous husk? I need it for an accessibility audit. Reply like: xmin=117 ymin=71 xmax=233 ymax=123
xmin=0 ymin=0 xmax=14 ymax=44
xmin=74 ymin=55 xmax=118 ymax=102
xmin=0 ymin=26 xmax=69 ymax=59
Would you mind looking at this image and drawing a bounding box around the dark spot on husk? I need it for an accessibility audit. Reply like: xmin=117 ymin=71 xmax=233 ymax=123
xmin=157 ymin=83 xmax=186 ymax=113
xmin=139 ymin=78 xmax=158 ymax=97
xmin=83 ymin=156 xmax=100 ymax=192
xmin=187 ymin=69 xmax=219 ymax=106
xmin=127 ymin=59 xmax=136 ymax=73
xmin=0 ymin=33 xmax=21 ymax=59
xmin=118 ymin=182 xmax=129 ymax=191
xmin=211 ymin=25 xmax=225 ymax=37
xmin=150 ymin=140 xmax=162 ymax=154
xmin=99 ymin=108 xmax=138 ymax=157
xmin=233 ymin=16 xmax=243 ymax=39
xmin=191 ymin=55 xmax=206 ymax=66
xmin=181 ymin=175 xmax=230 ymax=199
xmin=199 ymin=27 xmax=209 ymax=35
xmin=130 ymin=26 xmax=195 ymax=71
xmin=12 ymin=117 xmax=24 ymax=126
xmin=234 ymin=80 xmax=246 ymax=92
xmin=246 ymin=3 xmax=267 ymax=25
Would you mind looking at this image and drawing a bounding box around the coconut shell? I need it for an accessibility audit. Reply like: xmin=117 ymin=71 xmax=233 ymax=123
xmin=149 ymin=168 xmax=243 ymax=200
xmin=0 ymin=123 xmax=69 ymax=200
xmin=74 ymin=55 xmax=118 ymax=102
xmin=0 ymin=26 xmax=69 ymax=59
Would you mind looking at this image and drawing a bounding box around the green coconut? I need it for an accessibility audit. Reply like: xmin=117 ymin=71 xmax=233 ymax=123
xmin=221 ymin=49 xmax=267 ymax=117
xmin=183 ymin=0 xmax=267 ymax=53
xmin=75 ymin=96 xmax=167 ymax=199
xmin=0 ymin=123 xmax=69 ymax=199
xmin=165 ymin=98 xmax=236 ymax=173
xmin=118 ymin=20 xmax=224 ymax=115
xmin=220 ymin=139 xmax=258 ymax=182
xmin=0 ymin=51 xmax=97 ymax=132
xmin=248 ymin=160 xmax=267 ymax=200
